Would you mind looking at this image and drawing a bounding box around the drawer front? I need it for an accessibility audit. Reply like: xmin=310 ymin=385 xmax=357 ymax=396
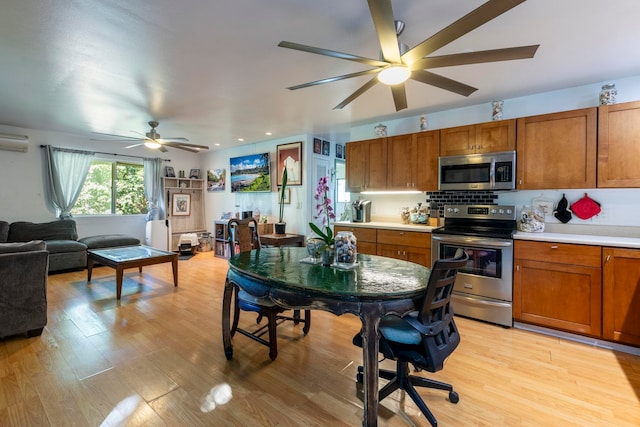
xmin=334 ymin=226 xmax=377 ymax=243
xmin=376 ymin=229 xmax=430 ymax=248
xmin=514 ymin=240 xmax=601 ymax=267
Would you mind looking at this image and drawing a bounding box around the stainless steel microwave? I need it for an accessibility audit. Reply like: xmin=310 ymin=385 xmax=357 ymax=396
xmin=438 ymin=150 xmax=516 ymax=191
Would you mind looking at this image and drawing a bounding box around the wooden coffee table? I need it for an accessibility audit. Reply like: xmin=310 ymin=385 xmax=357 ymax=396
xmin=87 ymin=245 xmax=178 ymax=300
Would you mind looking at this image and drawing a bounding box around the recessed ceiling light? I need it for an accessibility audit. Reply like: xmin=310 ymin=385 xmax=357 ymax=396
xmin=265 ymin=132 xmax=272 ymax=136
xmin=237 ymin=138 xmax=244 ymax=142
xmin=214 ymin=143 xmax=221 ymax=146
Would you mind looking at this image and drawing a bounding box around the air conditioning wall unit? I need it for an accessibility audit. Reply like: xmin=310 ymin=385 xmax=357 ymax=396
xmin=0 ymin=133 xmax=29 ymax=152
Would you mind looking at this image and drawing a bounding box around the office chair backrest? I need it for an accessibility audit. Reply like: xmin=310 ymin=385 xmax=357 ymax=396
xmin=415 ymin=251 xmax=468 ymax=371
xmin=228 ymin=218 xmax=261 ymax=255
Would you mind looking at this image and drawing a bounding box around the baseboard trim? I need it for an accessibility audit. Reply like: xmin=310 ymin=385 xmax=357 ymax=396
xmin=513 ymin=322 xmax=640 ymax=356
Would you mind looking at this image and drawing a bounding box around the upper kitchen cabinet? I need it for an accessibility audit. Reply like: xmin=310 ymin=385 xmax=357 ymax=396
xmin=516 ymin=107 xmax=597 ymax=189
xmin=387 ymin=131 xmax=440 ymax=191
xmin=439 ymin=119 xmax=515 ymax=156
xmin=346 ymin=137 xmax=387 ymax=192
xmin=598 ymin=101 xmax=640 ymax=188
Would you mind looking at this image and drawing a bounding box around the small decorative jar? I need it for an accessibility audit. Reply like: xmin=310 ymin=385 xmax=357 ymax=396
xmin=374 ymin=123 xmax=387 ymax=138
xmin=599 ymin=84 xmax=617 ymax=105
xmin=334 ymin=231 xmax=357 ymax=266
xmin=491 ymin=100 xmax=504 ymax=121
xmin=400 ymin=207 xmax=411 ymax=224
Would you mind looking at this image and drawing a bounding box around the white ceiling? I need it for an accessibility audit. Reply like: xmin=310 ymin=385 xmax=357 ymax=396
xmin=1 ymin=0 xmax=639 ymax=152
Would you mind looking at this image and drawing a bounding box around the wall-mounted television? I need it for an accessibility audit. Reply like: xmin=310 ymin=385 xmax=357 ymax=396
xmin=230 ymin=153 xmax=272 ymax=192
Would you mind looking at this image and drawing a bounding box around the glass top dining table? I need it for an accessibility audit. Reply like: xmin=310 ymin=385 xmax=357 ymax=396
xmin=222 ymin=247 xmax=431 ymax=426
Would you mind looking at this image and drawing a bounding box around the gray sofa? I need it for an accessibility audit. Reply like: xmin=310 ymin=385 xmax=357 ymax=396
xmin=0 ymin=240 xmax=48 ymax=338
xmin=0 ymin=220 xmax=140 ymax=273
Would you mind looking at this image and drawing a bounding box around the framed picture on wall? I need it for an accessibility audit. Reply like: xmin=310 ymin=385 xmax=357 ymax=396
xmin=276 ymin=141 xmax=302 ymax=186
xmin=172 ymin=194 xmax=191 ymax=216
xmin=322 ymin=140 xmax=330 ymax=156
xmin=336 ymin=144 xmax=343 ymax=159
xmin=313 ymin=138 xmax=322 ymax=154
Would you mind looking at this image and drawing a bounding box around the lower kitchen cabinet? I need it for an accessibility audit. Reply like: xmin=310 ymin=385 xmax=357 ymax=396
xmin=514 ymin=240 xmax=601 ymax=336
xmin=603 ymin=247 xmax=640 ymax=346
xmin=376 ymin=229 xmax=430 ymax=267
xmin=333 ymin=225 xmax=377 ymax=255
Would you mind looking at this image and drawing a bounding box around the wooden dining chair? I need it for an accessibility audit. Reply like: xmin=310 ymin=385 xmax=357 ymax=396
xmin=226 ymin=217 xmax=311 ymax=360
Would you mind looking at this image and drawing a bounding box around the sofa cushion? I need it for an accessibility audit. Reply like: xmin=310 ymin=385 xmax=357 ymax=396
xmin=78 ymin=234 xmax=140 ymax=250
xmin=44 ymin=240 xmax=87 ymax=254
xmin=8 ymin=220 xmax=78 ymax=242
xmin=0 ymin=221 xmax=9 ymax=242
xmin=0 ymin=240 xmax=47 ymax=254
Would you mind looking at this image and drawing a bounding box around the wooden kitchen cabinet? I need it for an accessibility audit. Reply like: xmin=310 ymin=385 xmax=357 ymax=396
xmin=598 ymin=101 xmax=640 ymax=188
xmin=602 ymin=247 xmax=640 ymax=346
xmin=513 ymin=240 xmax=601 ymax=336
xmin=333 ymin=225 xmax=377 ymax=255
xmin=516 ymin=107 xmax=597 ymax=189
xmin=345 ymin=137 xmax=387 ymax=192
xmin=376 ymin=229 xmax=430 ymax=267
xmin=387 ymin=131 xmax=439 ymax=191
xmin=439 ymin=119 xmax=515 ymax=156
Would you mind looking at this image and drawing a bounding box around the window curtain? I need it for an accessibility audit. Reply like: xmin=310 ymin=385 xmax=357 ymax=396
xmin=44 ymin=145 xmax=94 ymax=219
xmin=143 ymin=157 xmax=165 ymax=221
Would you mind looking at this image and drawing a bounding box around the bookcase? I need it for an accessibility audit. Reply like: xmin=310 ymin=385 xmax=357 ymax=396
xmin=163 ymin=177 xmax=206 ymax=251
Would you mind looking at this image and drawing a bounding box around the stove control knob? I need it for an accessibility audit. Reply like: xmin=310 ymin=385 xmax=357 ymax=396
xmin=506 ymin=208 xmax=513 ymax=215
xmin=498 ymin=209 xmax=505 ymax=215
xmin=490 ymin=208 xmax=497 ymax=214
xmin=453 ymin=208 xmax=460 ymax=214
xmin=446 ymin=207 xmax=454 ymax=213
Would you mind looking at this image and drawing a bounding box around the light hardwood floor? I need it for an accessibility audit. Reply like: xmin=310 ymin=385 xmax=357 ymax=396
xmin=1 ymin=251 xmax=639 ymax=426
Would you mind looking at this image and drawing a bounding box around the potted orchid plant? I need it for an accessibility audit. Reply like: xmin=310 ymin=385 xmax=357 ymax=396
xmin=308 ymin=176 xmax=336 ymax=265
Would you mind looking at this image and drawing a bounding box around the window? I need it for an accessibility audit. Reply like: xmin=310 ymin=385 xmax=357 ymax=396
xmin=72 ymin=160 xmax=147 ymax=215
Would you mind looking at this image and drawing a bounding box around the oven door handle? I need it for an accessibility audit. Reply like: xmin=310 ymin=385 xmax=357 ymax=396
xmin=432 ymin=235 xmax=513 ymax=248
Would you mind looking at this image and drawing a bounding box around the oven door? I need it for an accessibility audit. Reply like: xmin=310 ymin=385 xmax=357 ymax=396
xmin=431 ymin=234 xmax=513 ymax=302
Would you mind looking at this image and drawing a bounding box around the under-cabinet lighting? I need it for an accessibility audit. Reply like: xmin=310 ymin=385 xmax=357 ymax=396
xmin=361 ymin=190 xmax=422 ymax=195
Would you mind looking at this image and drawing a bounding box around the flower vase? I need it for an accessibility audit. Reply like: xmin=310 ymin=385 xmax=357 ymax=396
xmin=306 ymin=233 xmax=326 ymax=263
xmin=322 ymin=246 xmax=335 ymax=266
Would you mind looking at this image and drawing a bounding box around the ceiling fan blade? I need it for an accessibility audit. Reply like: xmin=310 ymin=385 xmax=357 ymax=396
xmin=402 ymin=0 xmax=526 ymax=65
xmin=160 ymin=141 xmax=209 ymax=150
xmin=411 ymin=69 xmax=477 ymax=97
xmin=368 ymin=0 xmax=401 ymax=63
xmin=158 ymin=137 xmax=190 ymax=143
xmin=125 ymin=143 xmax=145 ymax=149
xmin=278 ymin=41 xmax=387 ymax=67
xmin=287 ymin=68 xmax=382 ymax=90
xmin=159 ymin=146 xmax=169 ymax=153
xmin=91 ymin=132 xmax=142 ymax=141
xmin=165 ymin=144 xmax=200 ymax=153
xmin=410 ymin=45 xmax=540 ymax=71
xmin=390 ymin=84 xmax=408 ymax=111
xmin=333 ymin=76 xmax=379 ymax=110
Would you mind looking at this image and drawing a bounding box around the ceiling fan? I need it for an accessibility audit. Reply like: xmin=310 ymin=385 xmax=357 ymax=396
xmin=278 ymin=0 xmax=539 ymax=112
xmin=92 ymin=121 xmax=209 ymax=153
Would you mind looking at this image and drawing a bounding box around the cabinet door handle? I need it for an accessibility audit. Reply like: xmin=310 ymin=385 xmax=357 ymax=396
xmin=518 ymin=179 xmax=523 ymax=185
xmin=516 ymin=265 xmax=520 ymax=271
xmin=550 ymin=245 xmax=559 ymax=249
xmin=606 ymin=255 xmax=611 ymax=262
xmin=399 ymin=232 xmax=405 ymax=235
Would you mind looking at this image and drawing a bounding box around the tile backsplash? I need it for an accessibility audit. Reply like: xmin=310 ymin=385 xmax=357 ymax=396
xmin=425 ymin=191 xmax=499 ymax=214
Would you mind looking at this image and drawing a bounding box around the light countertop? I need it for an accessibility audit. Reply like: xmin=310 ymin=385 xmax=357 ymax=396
xmin=334 ymin=221 xmax=436 ymax=233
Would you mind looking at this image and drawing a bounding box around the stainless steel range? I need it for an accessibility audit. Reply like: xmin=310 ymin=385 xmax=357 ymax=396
xmin=431 ymin=205 xmax=517 ymax=327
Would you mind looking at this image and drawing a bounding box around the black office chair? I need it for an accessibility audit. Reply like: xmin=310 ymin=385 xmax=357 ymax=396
xmin=353 ymin=251 xmax=468 ymax=426
xmin=226 ymin=218 xmax=310 ymax=360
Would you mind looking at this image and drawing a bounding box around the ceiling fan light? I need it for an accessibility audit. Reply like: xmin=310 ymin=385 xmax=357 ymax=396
xmin=378 ymin=65 xmax=410 ymax=85
xmin=144 ymin=141 xmax=161 ymax=149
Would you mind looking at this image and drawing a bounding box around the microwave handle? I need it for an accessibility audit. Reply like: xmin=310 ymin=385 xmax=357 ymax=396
xmin=490 ymin=157 xmax=496 ymax=189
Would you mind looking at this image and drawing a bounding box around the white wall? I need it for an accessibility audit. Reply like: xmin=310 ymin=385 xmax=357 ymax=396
xmin=3 ymin=75 xmax=640 ymax=240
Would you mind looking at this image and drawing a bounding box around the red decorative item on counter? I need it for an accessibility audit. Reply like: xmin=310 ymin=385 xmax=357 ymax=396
xmin=570 ymin=193 xmax=601 ymax=220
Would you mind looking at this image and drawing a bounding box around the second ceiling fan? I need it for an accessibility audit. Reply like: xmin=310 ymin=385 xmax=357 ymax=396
xmin=92 ymin=121 xmax=209 ymax=153
xmin=279 ymin=0 xmax=539 ymax=112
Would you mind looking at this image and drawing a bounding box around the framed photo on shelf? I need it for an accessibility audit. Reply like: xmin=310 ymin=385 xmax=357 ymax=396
xmin=322 ymin=140 xmax=330 ymax=156
xmin=276 ymin=141 xmax=302 ymax=186
xmin=165 ymin=166 xmax=176 ymax=177
xmin=172 ymin=194 xmax=191 ymax=216
xmin=189 ymin=169 xmax=200 ymax=179
xmin=279 ymin=187 xmax=291 ymax=204
xmin=313 ymin=138 xmax=322 ymax=154
xmin=336 ymin=144 xmax=343 ymax=159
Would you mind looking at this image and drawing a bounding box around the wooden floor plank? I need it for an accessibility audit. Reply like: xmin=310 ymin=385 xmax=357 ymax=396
xmin=0 ymin=252 xmax=638 ymax=426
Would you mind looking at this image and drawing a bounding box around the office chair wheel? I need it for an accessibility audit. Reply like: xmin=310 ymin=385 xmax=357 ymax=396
xmin=449 ymin=390 xmax=459 ymax=404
